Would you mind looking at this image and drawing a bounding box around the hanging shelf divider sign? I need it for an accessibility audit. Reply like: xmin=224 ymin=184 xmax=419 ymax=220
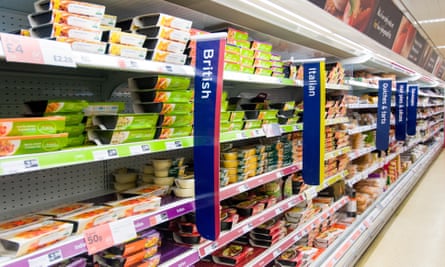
xmin=302 ymin=59 xmax=326 ymax=186
xmin=193 ymin=32 xmax=227 ymax=241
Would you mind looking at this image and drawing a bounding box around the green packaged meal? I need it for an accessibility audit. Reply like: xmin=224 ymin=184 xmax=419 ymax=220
xmin=0 ymin=117 xmax=65 ymax=136
xmin=0 ymin=133 xmax=68 ymax=156
xmin=92 ymin=114 xmax=159 ymax=130
xmin=128 ymin=75 xmax=191 ymax=90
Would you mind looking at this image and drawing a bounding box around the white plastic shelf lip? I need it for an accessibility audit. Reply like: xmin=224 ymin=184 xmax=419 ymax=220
xmin=326 ymin=83 xmax=351 ymax=90
xmin=344 ymin=80 xmax=378 ymax=89
xmin=223 ymin=71 xmax=296 ymax=85
xmin=133 ymin=198 xmax=195 ymax=232
xmin=245 ymin=196 xmax=349 ymax=267
xmin=73 ymin=52 xmax=195 ymax=76
xmin=324 ymin=147 xmax=351 ymax=161
xmin=158 ymin=249 xmax=200 ymax=267
xmin=346 ymin=103 xmax=378 ymax=109
xmin=3 ymin=236 xmax=86 ymax=267
xmin=219 ymin=162 xmax=302 ymax=200
xmin=347 ymin=124 xmax=377 ymax=135
xmin=326 ymin=117 xmax=349 ymax=126
xmin=197 ymin=193 xmax=305 ymax=258
xmin=348 ymin=146 xmax=376 ymax=160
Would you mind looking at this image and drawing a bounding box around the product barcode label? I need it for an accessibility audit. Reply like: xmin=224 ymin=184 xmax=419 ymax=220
xmin=1 ymin=159 xmax=40 ymax=174
xmin=129 ymin=144 xmax=151 ymax=155
xmin=28 ymin=250 xmax=63 ymax=267
xmin=166 ymin=140 xmax=183 ymax=150
xmin=93 ymin=149 xmax=118 ymax=160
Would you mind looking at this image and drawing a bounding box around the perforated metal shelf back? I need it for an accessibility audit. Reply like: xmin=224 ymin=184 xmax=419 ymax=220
xmin=0 ymin=162 xmax=107 ymax=220
xmin=0 ymin=8 xmax=29 ymax=33
xmin=0 ymin=75 xmax=103 ymax=117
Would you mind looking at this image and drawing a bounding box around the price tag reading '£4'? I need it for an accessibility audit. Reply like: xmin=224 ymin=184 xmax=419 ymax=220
xmin=1 ymin=33 xmax=76 ymax=67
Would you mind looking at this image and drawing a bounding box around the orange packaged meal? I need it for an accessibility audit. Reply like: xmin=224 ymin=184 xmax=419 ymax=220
xmin=0 ymin=220 xmax=73 ymax=257
xmin=57 ymin=206 xmax=117 ymax=233
xmin=0 ymin=214 xmax=50 ymax=233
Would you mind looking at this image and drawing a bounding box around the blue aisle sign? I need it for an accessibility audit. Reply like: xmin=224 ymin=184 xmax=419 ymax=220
xmin=376 ymin=79 xmax=392 ymax=150
xmin=407 ymin=84 xmax=418 ymax=135
xmin=395 ymin=81 xmax=407 ymax=140
xmin=194 ymin=35 xmax=225 ymax=240
xmin=303 ymin=61 xmax=325 ymax=186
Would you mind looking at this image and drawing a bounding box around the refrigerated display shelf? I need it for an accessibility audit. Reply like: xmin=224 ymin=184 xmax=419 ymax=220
xmin=326 ymin=117 xmax=349 ymax=126
xmin=347 ymin=124 xmax=377 ymax=135
xmin=0 ymin=161 xmax=307 ymax=266
xmin=313 ymin=140 xmax=443 ymax=267
xmin=159 ymin=171 xmax=349 ymax=267
xmin=219 ymin=162 xmax=302 ymax=200
xmin=418 ymin=91 xmax=445 ymax=98
xmin=417 ymin=109 xmax=445 ymax=119
xmin=422 ymin=127 xmax=443 ymax=142
xmin=324 ymin=147 xmax=351 ymax=161
xmin=347 ymin=103 xmax=378 ymax=109
xmin=244 ymin=196 xmax=349 ymax=267
xmin=344 ymin=80 xmax=378 ymax=90
xmin=0 ymin=123 xmax=306 ymax=176
xmin=348 ymin=146 xmax=376 ymax=161
xmin=418 ymin=103 xmax=444 ymax=108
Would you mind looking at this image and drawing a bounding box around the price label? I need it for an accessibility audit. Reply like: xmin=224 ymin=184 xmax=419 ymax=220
xmin=295 ymin=231 xmax=303 ymax=241
xmin=163 ymin=65 xmax=174 ymax=73
xmin=253 ymin=129 xmax=264 ymax=137
xmin=149 ymin=212 xmax=169 ymax=226
xmin=130 ymin=144 xmax=151 ymax=155
xmin=110 ymin=218 xmax=137 ymax=245
xmin=242 ymin=223 xmax=253 ymax=233
xmin=1 ymin=158 xmax=40 ymax=174
xmin=276 ymin=171 xmax=283 ymax=178
xmin=166 ymin=140 xmax=183 ymax=150
xmin=236 ymin=132 xmax=248 ymax=139
xmin=238 ymin=184 xmax=249 ymax=193
xmin=40 ymin=38 xmax=76 ymax=67
xmin=204 ymin=242 xmax=218 ymax=255
xmin=84 ymin=224 xmax=114 ymax=254
xmin=275 ymin=206 xmax=283 ymax=215
xmin=28 ymin=250 xmax=63 ymax=267
xmin=304 ymin=187 xmax=317 ymax=200
xmin=263 ymin=123 xmax=282 ymax=138
xmin=93 ymin=149 xmax=119 ymax=160
xmin=273 ymin=248 xmax=282 ymax=258
xmin=1 ymin=33 xmax=44 ymax=64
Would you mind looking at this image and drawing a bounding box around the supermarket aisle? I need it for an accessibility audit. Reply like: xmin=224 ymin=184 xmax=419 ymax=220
xmin=356 ymin=150 xmax=445 ymax=267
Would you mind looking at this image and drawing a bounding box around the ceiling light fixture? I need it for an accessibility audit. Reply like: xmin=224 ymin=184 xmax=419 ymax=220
xmin=418 ymin=18 xmax=445 ymax=24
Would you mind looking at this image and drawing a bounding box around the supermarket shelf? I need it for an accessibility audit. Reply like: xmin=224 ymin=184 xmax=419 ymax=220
xmin=314 ymin=140 xmax=443 ymax=267
xmin=74 ymin=52 xmax=195 ymax=76
xmin=417 ymin=109 xmax=445 ymax=119
xmin=418 ymin=103 xmax=444 ymax=108
xmin=0 ymin=124 xmax=305 ymax=176
xmin=219 ymin=162 xmax=302 ymax=200
xmin=347 ymin=124 xmax=377 ymax=135
xmin=418 ymin=91 xmax=445 ymax=99
xmin=223 ymin=71 xmax=297 ymax=86
xmin=326 ymin=83 xmax=351 ymax=90
xmin=325 ymin=147 xmax=351 ymax=161
xmin=422 ymin=127 xmax=443 ymax=142
xmin=161 ymin=171 xmax=348 ymax=267
xmin=347 ymin=103 xmax=378 ymax=109
xmin=345 ymin=80 xmax=378 ymax=90
xmin=348 ymin=146 xmax=376 ymax=161
xmin=326 ymin=117 xmax=349 ymax=126
xmin=280 ymin=123 xmax=304 ymax=134
xmin=245 ymin=196 xmax=349 ymax=267
xmin=2 ymin=197 xmax=196 ymax=267
xmin=0 ymin=137 xmax=194 ymax=176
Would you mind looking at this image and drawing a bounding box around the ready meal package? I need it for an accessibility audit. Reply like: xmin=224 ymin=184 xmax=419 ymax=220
xmin=38 ymin=202 xmax=93 ymax=217
xmin=50 ymin=0 xmax=106 ymax=18
xmin=0 ymin=220 xmax=73 ymax=257
xmin=0 ymin=133 xmax=68 ymax=157
xmin=28 ymin=9 xmax=101 ymax=29
xmin=0 ymin=214 xmax=51 ymax=234
xmin=105 ymin=195 xmax=161 ymax=219
xmin=57 ymin=206 xmax=117 ymax=233
xmin=0 ymin=116 xmax=66 ymax=136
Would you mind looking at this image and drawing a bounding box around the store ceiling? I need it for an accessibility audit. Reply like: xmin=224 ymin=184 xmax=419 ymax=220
xmin=396 ymin=0 xmax=445 ymax=57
